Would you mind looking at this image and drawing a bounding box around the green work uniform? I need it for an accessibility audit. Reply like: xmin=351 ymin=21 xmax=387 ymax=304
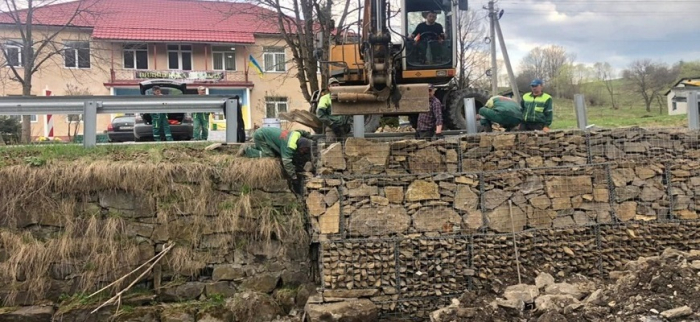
xmin=520 ymin=92 xmax=553 ymax=129
xmin=316 ymin=93 xmax=350 ymax=138
xmin=192 ymin=113 xmax=209 ymax=140
xmin=479 ymin=96 xmax=523 ymax=131
xmin=243 ymin=127 xmax=311 ymax=178
xmin=151 ymin=113 xmax=173 ymax=141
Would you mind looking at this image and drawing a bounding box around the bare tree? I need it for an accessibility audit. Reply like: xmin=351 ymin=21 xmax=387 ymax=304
xmin=593 ymin=62 xmax=617 ymax=109
xmin=519 ymin=45 xmax=573 ymax=97
xmin=0 ymin=0 xmax=105 ymax=142
xmin=622 ymin=59 xmax=655 ymax=112
xmin=232 ymin=0 xmax=355 ymax=104
xmin=455 ymin=9 xmax=487 ymax=89
xmin=623 ymin=59 xmax=679 ymax=113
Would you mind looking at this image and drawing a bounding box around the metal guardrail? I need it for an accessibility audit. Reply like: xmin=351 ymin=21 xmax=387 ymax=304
xmin=2 ymin=90 xmax=698 ymax=146
xmin=0 ymin=95 xmax=240 ymax=147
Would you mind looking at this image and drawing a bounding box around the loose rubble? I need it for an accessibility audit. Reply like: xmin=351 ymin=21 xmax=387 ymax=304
xmin=430 ymin=248 xmax=700 ymax=322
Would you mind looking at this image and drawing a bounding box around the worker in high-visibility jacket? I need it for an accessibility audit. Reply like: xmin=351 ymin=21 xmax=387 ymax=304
xmin=316 ymin=78 xmax=351 ymax=141
xmin=477 ymin=96 xmax=522 ymax=132
xmin=238 ymin=127 xmax=313 ymax=180
xmin=520 ymin=79 xmax=553 ymax=133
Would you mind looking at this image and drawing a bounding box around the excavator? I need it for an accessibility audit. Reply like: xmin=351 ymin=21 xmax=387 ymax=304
xmin=682 ymin=80 xmax=700 ymax=87
xmin=283 ymin=0 xmax=490 ymax=133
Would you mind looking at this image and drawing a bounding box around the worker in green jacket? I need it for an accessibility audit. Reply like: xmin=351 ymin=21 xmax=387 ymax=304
xmin=316 ymin=78 xmax=351 ymax=141
xmin=151 ymin=86 xmax=173 ymax=141
xmin=239 ymin=127 xmax=313 ymax=180
xmin=477 ymin=96 xmax=523 ymax=132
xmin=520 ymin=79 xmax=553 ymax=133
xmin=192 ymin=86 xmax=210 ymax=140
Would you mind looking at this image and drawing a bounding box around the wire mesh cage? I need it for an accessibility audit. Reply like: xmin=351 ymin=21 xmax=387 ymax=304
xmin=308 ymin=127 xmax=700 ymax=319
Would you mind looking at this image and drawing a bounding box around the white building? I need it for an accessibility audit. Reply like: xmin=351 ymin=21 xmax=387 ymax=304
xmin=666 ymin=77 xmax=700 ymax=115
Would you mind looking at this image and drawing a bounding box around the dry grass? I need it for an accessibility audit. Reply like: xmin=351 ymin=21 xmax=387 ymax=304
xmin=0 ymin=152 xmax=307 ymax=306
xmin=0 ymin=213 xmax=140 ymax=306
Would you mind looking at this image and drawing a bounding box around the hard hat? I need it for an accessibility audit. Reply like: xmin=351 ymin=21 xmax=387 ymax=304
xmin=328 ymin=78 xmax=340 ymax=85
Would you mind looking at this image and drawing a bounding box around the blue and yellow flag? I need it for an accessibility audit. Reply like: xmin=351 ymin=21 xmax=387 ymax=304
xmin=248 ymin=54 xmax=264 ymax=79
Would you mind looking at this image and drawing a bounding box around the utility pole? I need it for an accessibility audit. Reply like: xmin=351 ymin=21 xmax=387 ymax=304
xmin=488 ymin=0 xmax=498 ymax=95
xmin=495 ymin=15 xmax=520 ymax=102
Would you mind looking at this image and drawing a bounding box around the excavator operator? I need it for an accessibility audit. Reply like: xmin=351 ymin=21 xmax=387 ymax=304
xmin=409 ymin=11 xmax=445 ymax=63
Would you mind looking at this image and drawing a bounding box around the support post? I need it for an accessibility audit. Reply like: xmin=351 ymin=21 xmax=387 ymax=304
xmin=83 ymin=101 xmax=97 ymax=148
xmin=574 ymin=94 xmax=588 ymax=130
xmin=225 ymin=98 xmax=238 ymax=143
xmin=353 ymin=115 xmax=365 ymax=138
xmin=464 ymin=98 xmax=478 ymax=134
xmin=688 ymin=91 xmax=699 ymax=130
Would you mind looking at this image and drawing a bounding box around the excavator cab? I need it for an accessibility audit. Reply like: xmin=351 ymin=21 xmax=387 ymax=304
xmin=404 ymin=5 xmax=454 ymax=71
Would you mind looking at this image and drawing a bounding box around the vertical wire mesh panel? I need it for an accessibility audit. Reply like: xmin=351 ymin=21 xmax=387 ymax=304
xmin=385 ymin=137 xmax=461 ymax=175
xmin=397 ymin=237 xmax=470 ymax=299
xmin=541 ymin=166 xmax=611 ymax=228
xmin=315 ymin=137 xmax=462 ymax=176
xmin=453 ymin=174 xmax=482 ymax=232
xmin=588 ymin=128 xmax=686 ymax=163
xmin=610 ymin=162 xmax=669 ymax=222
xmin=535 ymin=227 xmax=600 ymax=278
xmin=471 ymin=232 xmax=538 ymax=288
xmin=306 ymin=177 xmax=343 ymax=239
xmin=636 ymin=222 xmax=700 ymax=252
xmin=320 ymin=240 xmax=397 ymax=298
xmin=680 ymin=129 xmax=700 ymax=159
xmin=343 ymin=175 xmax=413 ymax=238
xmin=481 ymin=165 xmax=610 ymax=233
xmin=598 ymin=223 xmax=665 ymax=274
xmin=459 ymin=130 xmax=588 ymax=172
xmin=342 ymin=173 xmax=481 ymax=238
xmin=669 ymin=159 xmax=700 ymax=221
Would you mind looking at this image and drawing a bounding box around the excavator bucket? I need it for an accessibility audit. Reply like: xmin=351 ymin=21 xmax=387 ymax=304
xmin=330 ymin=84 xmax=430 ymax=115
xmin=278 ymin=110 xmax=325 ymax=134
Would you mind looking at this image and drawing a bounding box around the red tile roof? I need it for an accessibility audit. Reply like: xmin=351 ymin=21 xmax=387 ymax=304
xmin=0 ymin=0 xmax=283 ymax=43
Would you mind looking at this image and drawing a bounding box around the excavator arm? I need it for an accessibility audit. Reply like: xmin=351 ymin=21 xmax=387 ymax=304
xmin=682 ymin=80 xmax=700 ymax=87
xmin=327 ymin=0 xmax=430 ymax=116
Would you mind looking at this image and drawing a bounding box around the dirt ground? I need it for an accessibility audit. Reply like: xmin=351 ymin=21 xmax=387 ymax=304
xmin=430 ymin=248 xmax=700 ymax=322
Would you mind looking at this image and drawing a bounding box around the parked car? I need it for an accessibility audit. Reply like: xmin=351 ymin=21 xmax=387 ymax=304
xmin=132 ymin=79 xmax=246 ymax=142
xmin=134 ymin=79 xmax=194 ymax=141
xmin=107 ymin=115 xmax=135 ymax=142
xmin=133 ymin=113 xmax=193 ymax=141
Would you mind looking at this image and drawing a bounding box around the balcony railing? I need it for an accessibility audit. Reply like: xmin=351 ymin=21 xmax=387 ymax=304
xmin=110 ymin=69 xmax=249 ymax=83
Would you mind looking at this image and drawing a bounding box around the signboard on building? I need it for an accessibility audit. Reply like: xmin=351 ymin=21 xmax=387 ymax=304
xmin=135 ymin=71 xmax=225 ymax=82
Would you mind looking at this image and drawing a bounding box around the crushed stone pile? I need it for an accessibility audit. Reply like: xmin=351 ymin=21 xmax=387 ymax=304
xmin=430 ymin=248 xmax=700 ymax=322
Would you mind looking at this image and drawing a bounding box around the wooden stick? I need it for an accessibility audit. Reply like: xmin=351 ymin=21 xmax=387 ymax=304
xmin=509 ymin=200 xmax=522 ymax=285
xmin=87 ymin=242 xmax=173 ymax=299
xmin=90 ymin=243 xmax=175 ymax=314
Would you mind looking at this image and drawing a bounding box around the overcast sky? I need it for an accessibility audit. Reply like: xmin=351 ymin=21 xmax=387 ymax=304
xmin=472 ymin=0 xmax=700 ymax=73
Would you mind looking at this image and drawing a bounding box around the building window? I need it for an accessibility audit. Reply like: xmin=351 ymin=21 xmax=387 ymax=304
xmin=672 ymin=102 xmax=677 ymax=111
xmin=263 ymin=47 xmax=285 ymax=72
xmin=3 ymin=40 xmax=22 ymax=67
xmin=64 ymin=41 xmax=90 ymax=68
xmin=212 ymin=46 xmax=235 ymax=71
xmin=265 ymin=97 xmax=288 ymax=118
xmin=167 ymin=44 xmax=192 ymax=70
xmin=123 ymin=44 xmax=148 ymax=70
